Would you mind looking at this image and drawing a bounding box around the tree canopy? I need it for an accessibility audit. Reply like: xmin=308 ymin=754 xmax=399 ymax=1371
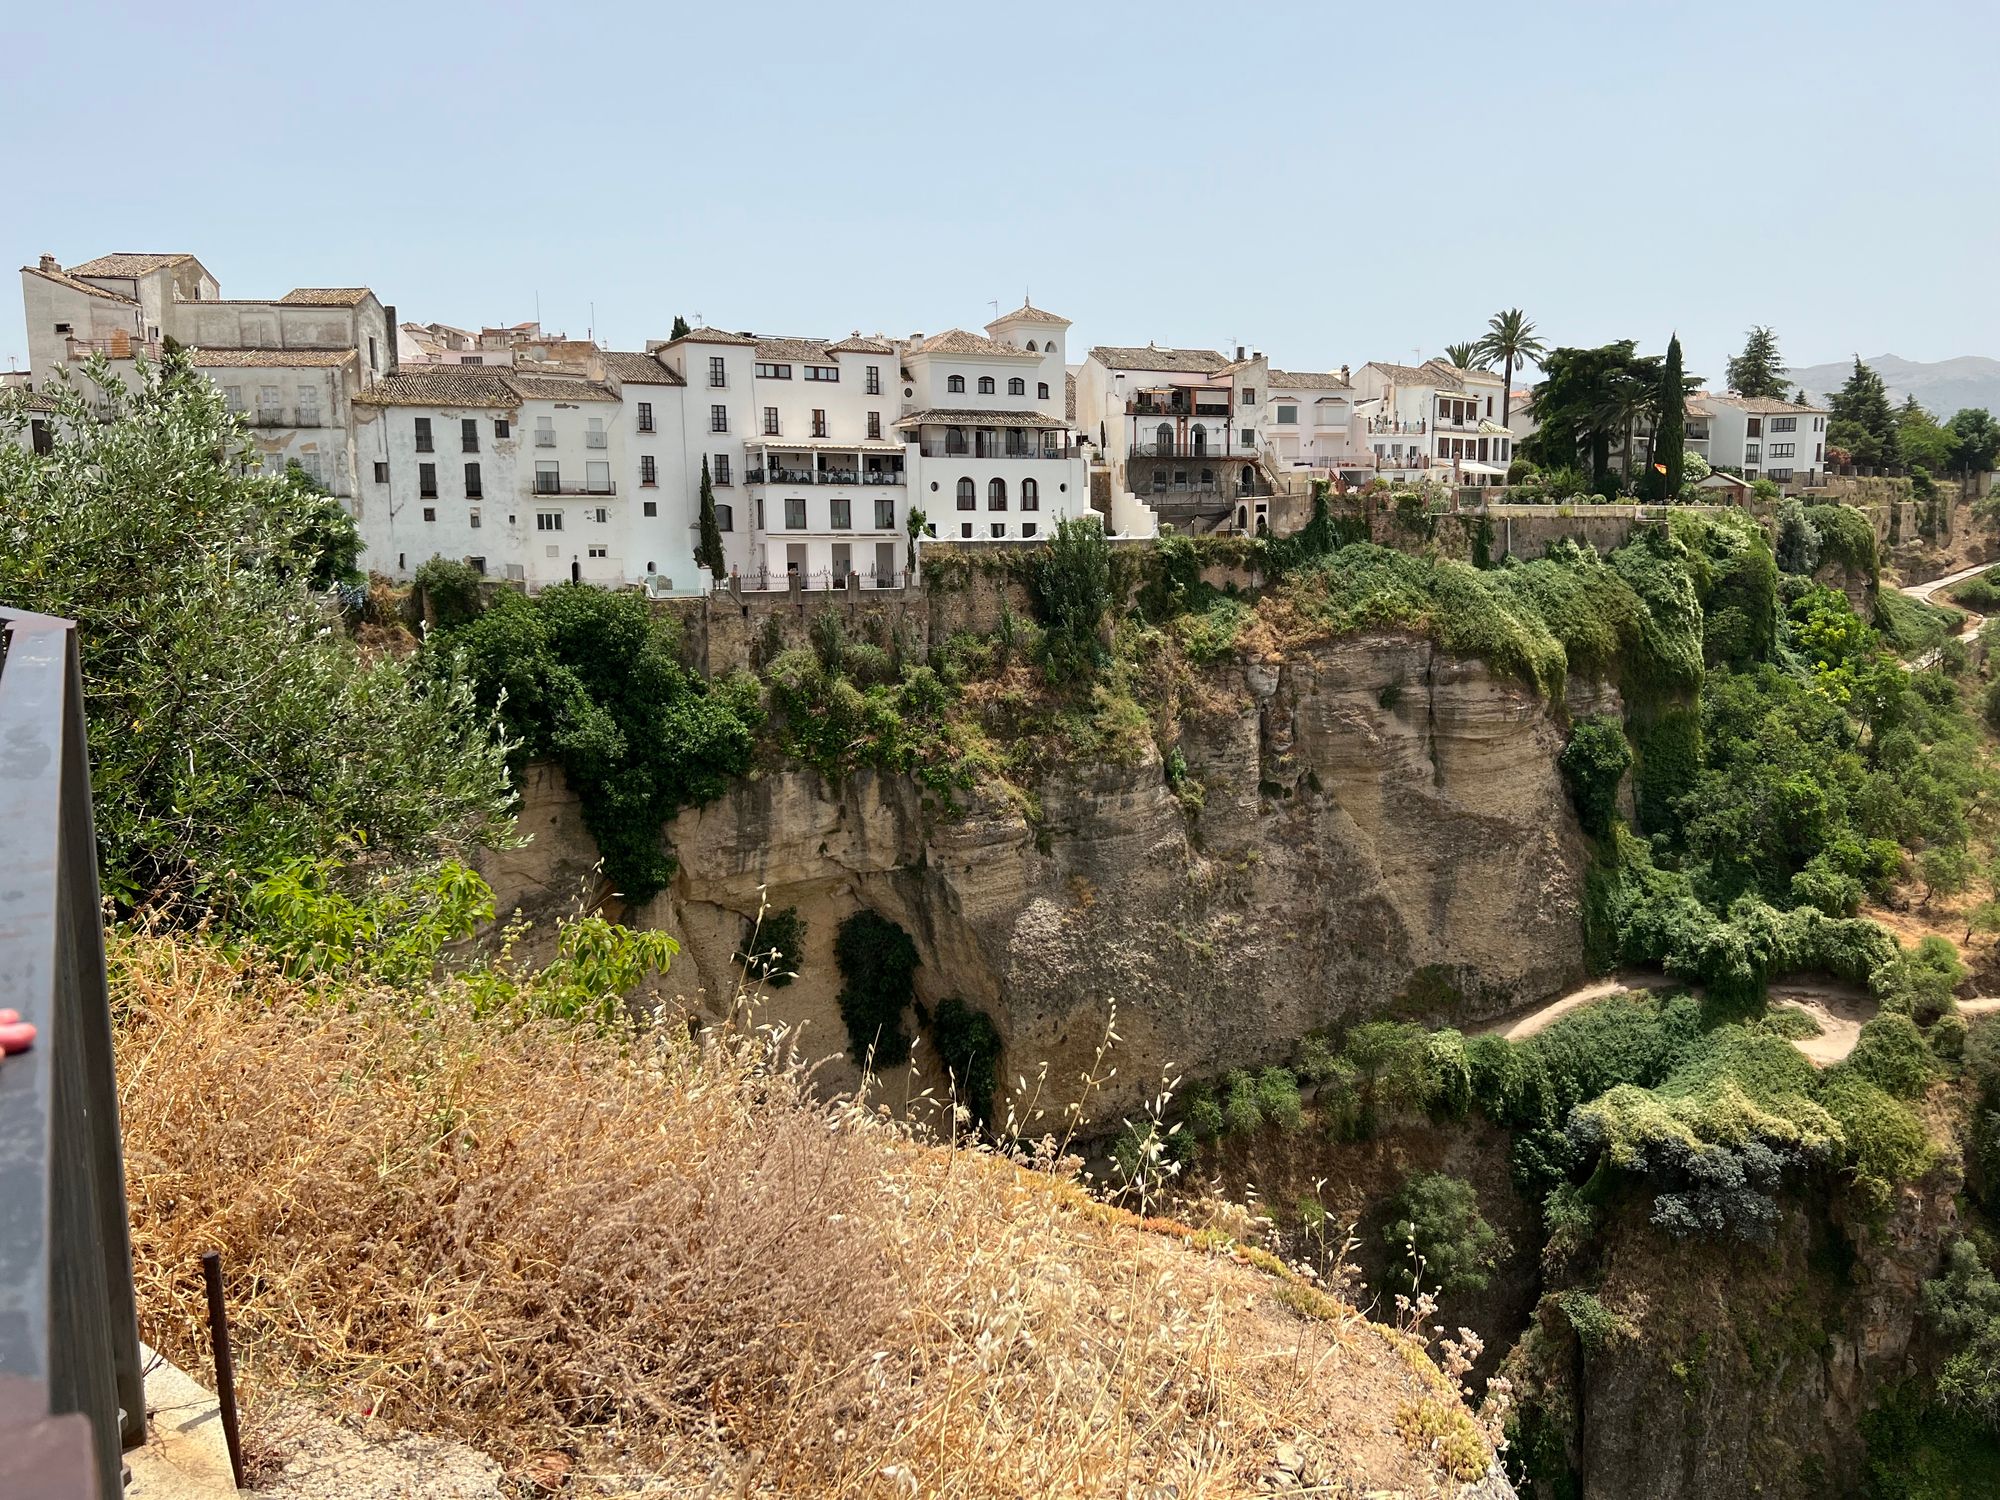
xmin=1826 ymin=358 xmax=1900 ymax=467
xmin=1725 ymin=327 xmax=1789 ymax=399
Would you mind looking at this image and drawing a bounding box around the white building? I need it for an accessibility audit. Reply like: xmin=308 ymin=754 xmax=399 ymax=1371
xmin=1350 ymin=359 xmax=1513 ymax=485
xmin=1259 ymin=366 xmax=1363 ymax=487
xmin=19 ymin=251 xmax=393 ymax=497
xmin=1688 ymin=394 xmax=1828 ymax=488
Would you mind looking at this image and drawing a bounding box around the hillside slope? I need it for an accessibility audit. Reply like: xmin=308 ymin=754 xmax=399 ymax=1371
xmin=1786 ymin=352 xmax=2000 ymax=418
xmin=112 ymin=932 xmax=1513 ymax=1499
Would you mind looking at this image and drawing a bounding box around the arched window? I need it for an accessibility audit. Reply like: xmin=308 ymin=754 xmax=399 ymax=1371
xmin=1021 ymin=478 xmax=1039 ymax=511
xmin=956 ymin=477 xmax=975 ymax=510
xmin=716 ymin=503 xmax=734 ymax=532
xmin=1008 ymin=377 xmax=1025 ymax=396
xmin=1025 ymin=340 xmax=1038 ymax=352
xmin=1038 ymin=382 xmax=1050 ymax=400
xmin=988 ymin=477 xmax=1007 ymax=510
xmin=978 ymin=376 xmax=995 ymax=395
xmin=948 ymin=374 xmax=965 ymax=393
xmin=1155 ymin=421 xmax=1172 ymax=454
xmin=946 ymin=426 xmax=967 ymax=455
xmin=1191 ymin=423 xmax=1207 ymax=456
xmin=1240 ymin=465 xmax=1255 ymax=492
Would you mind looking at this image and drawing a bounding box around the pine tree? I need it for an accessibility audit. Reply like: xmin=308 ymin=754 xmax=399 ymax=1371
xmin=671 ymin=314 xmax=692 ymax=340
xmin=1725 ymin=326 xmax=1788 ymax=399
xmin=696 ymin=456 xmax=726 ymax=582
xmin=1793 ymin=388 xmax=1808 ymax=406
xmin=1827 ymin=357 xmax=1899 ymax=468
xmin=1643 ymin=336 xmax=1686 ymax=501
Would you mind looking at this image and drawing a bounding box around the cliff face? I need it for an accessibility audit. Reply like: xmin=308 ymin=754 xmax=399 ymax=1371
xmin=1505 ymin=1173 xmax=1963 ymax=1500
xmin=483 ymin=631 xmax=1600 ymax=1121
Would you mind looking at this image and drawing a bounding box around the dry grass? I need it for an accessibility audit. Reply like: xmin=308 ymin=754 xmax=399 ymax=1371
xmin=114 ymin=931 xmax=1494 ymax=1497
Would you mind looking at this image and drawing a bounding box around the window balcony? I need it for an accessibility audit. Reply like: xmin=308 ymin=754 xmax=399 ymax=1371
xmin=253 ymin=406 xmax=288 ymax=427
xmin=533 ymin=478 xmax=616 ymax=496
xmin=535 ymin=431 xmax=557 ymax=447
xmin=917 ymin=439 xmax=1073 ymax=460
xmin=1365 ymin=417 xmax=1427 ymax=435
xmin=1126 ymin=397 xmax=1231 ymax=418
xmin=1127 ymin=440 xmax=1242 ymax=459
xmin=585 ymin=431 xmax=608 ymax=449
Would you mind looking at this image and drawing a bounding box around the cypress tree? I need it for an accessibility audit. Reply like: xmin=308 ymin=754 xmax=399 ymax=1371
xmin=1644 ymin=335 xmax=1685 ymax=501
xmin=696 ymin=456 xmax=726 ymax=582
xmin=671 ymin=313 xmax=692 ymax=340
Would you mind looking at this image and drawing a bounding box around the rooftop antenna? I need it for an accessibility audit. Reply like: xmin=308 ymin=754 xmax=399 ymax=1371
xmin=589 ymin=301 xmax=595 ymax=343
xmin=535 ymin=291 xmax=541 ymax=330
xmin=988 ymin=299 xmax=1000 ymax=322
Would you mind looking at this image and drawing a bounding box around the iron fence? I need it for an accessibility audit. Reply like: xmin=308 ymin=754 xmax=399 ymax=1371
xmin=0 ymin=607 xmax=145 ymax=1500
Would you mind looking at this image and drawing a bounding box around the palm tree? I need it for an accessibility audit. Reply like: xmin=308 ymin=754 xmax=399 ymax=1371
xmin=1443 ymin=341 xmax=1484 ymax=370
xmin=1473 ymin=309 xmax=1548 ymax=433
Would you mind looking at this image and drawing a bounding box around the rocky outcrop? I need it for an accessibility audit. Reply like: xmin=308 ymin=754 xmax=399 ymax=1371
xmin=483 ymin=632 xmax=1598 ymax=1122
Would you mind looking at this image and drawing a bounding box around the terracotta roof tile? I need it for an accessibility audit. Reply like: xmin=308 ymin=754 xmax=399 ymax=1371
xmin=666 ymin=326 xmax=757 ymax=346
xmin=1089 ymin=345 xmax=1230 ymax=374
xmin=189 ymin=347 xmax=357 ymax=368
xmin=827 ymin=335 xmax=896 ymax=355
xmin=67 ymin=252 xmax=197 ymax=277
xmin=508 ymin=372 xmax=620 ymax=403
xmin=21 ymin=264 xmax=137 ymax=303
xmin=1269 ymin=369 xmax=1352 ymax=391
xmin=895 ymin=408 xmax=1069 ymax=429
xmin=1706 ymin=393 xmax=1827 ymax=415
xmin=911 ymin=328 xmax=1039 ymax=359
xmin=753 ymin=336 xmax=835 ymax=363
xmin=987 ymin=301 xmax=1070 ymax=328
xmin=278 ymin=287 xmax=373 ymax=306
xmin=353 ymin=369 xmax=523 ymax=408
xmin=600 ymin=350 xmax=684 ymax=385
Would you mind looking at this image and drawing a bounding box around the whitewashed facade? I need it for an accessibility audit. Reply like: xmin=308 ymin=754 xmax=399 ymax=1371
xmin=1351 ymin=360 xmax=1513 ymax=485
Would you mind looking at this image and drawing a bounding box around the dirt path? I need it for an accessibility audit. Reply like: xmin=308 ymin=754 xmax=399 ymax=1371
xmin=1474 ymin=971 xmax=2000 ymax=1068
xmin=1898 ymin=561 xmax=1986 ymax=669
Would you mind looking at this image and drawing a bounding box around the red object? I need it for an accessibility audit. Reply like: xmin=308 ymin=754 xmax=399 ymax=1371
xmin=0 ymin=1007 xmax=36 ymax=1054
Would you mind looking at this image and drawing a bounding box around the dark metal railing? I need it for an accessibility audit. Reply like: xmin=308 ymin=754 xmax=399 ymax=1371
xmin=0 ymin=607 xmax=145 ymax=1500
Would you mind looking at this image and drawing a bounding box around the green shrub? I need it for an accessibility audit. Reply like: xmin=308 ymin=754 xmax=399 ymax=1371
xmin=1559 ymin=716 xmax=1632 ymax=837
xmin=1255 ymin=1067 xmax=1305 ymax=1131
xmin=928 ymin=997 xmax=1003 ymax=1127
xmin=1806 ymin=504 xmax=1878 ymax=578
xmin=1382 ymin=1172 xmax=1504 ymax=1296
xmin=1873 ymin=937 xmax=1966 ymax=1026
xmin=832 ymin=911 xmax=919 ymax=1067
xmin=1819 ymin=1072 xmax=1932 ymax=1208
xmin=1922 ymin=1240 xmax=2000 ymax=1433
xmin=1034 ymin=515 xmax=1114 ymax=685
xmin=737 ymin=905 xmax=805 ymax=988
xmin=1181 ymin=1082 xmax=1225 ymax=1141
xmin=1846 ymin=1014 xmax=1935 ymax=1099
xmin=413 ymin=556 xmax=486 ymax=630
xmin=1223 ymin=1069 xmax=1264 ymax=1135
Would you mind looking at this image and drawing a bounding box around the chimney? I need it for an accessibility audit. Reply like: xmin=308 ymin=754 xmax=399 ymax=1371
xmin=39 ymin=253 xmax=58 ymax=273
xmin=1340 ymin=364 xmax=1350 ymax=382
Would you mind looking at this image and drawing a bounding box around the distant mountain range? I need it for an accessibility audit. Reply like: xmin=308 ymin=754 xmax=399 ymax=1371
xmin=1784 ymin=354 xmax=2000 ymax=419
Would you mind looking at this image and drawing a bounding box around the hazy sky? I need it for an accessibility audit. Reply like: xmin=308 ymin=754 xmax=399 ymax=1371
xmin=8 ymin=0 xmax=1998 ymax=389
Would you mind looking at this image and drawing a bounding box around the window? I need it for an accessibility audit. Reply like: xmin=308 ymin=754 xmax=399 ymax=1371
xmin=535 ymin=460 xmax=559 ymax=493
xmin=1025 ymin=340 xmax=1037 ymax=352
xmin=784 ymin=498 xmax=806 ymax=529
xmin=588 ymin=547 xmax=607 ymax=559
xmin=754 ymin=497 xmax=764 ymax=528
xmin=1769 ymin=468 xmax=1794 ymax=482
xmin=811 ymin=409 xmax=827 ymax=437
xmin=1241 ymin=388 xmax=1255 ymax=407
xmin=830 ymin=498 xmax=851 ymax=529
xmin=1038 ymin=382 xmax=1050 ymax=400
xmin=223 ymin=386 xmax=244 ymax=412
xmin=865 ymin=365 xmax=881 ymax=395
xmin=462 ymin=356 xmax=483 ymax=366
xmin=586 ymin=461 xmax=611 ymax=493
xmin=422 ymin=506 xmax=436 ymax=522
xmin=763 ymin=407 xmax=780 ymax=435
xmin=296 ymin=386 xmax=319 ymax=425
xmin=469 ymin=509 xmax=481 ymax=528
xmin=948 ymin=375 xmax=965 ymax=394
xmin=537 ymin=511 xmax=563 ymax=531
xmin=462 ymin=418 xmax=479 ymax=452
xmin=641 ymin=454 xmax=657 ymax=486
xmin=1008 ymin=377 xmax=1025 ymax=396
xmin=419 ymin=462 xmax=438 ymax=497
xmin=713 ymin=454 xmax=732 ymax=485
xmin=1022 ymin=522 xmax=1037 ymax=539
xmin=978 ymin=377 xmax=995 ymax=395
xmin=867 ymin=411 xmax=882 ymax=439
xmin=373 ymin=461 xmax=389 ymax=483
xmin=716 ymin=503 xmax=733 ymax=531
xmin=1276 ymin=404 xmax=1298 ymax=424
xmin=53 ymin=321 xmax=71 ymax=335
xmin=1745 ymin=445 xmax=1761 ymax=464
xmin=991 ymin=523 xmax=1007 ymax=538
xmin=592 ymin=507 xmax=608 ymax=523
xmin=496 ymin=418 xmax=510 ymax=438
xmin=1768 ymin=443 xmax=1796 ymax=459
xmin=711 ymin=404 xmax=728 ymax=432
xmin=464 ymin=462 xmax=482 ymax=497
xmin=368 ymin=336 xmax=378 ymax=372
xmin=756 ymin=362 xmax=793 ymax=379
xmin=1771 ymin=416 xmax=1797 ymax=433
xmin=709 ymin=356 xmax=727 ymax=387
xmin=414 ymin=417 xmax=433 ymax=452
xmin=961 ymin=523 xmax=973 ymax=538
xmin=804 ymin=365 xmax=838 ymax=382
xmin=1747 ymin=417 xmax=1763 ymax=437
xmin=875 ymin=495 xmax=895 ymax=528
xmin=988 ymin=478 xmax=1007 ymax=510
xmin=536 ymin=416 xmax=555 ymax=447
xmin=956 ymin=478 xmax=976 ymax=511
xmin=643 ymin=500 xmax=657 ymax=516
xmin=586 ymin=417 xmax=606 ymax=449
xmin=1021 ymin=479 xmax=1039 ymax=511
xmin=637 ymin=401 xmax=654 ymax=432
